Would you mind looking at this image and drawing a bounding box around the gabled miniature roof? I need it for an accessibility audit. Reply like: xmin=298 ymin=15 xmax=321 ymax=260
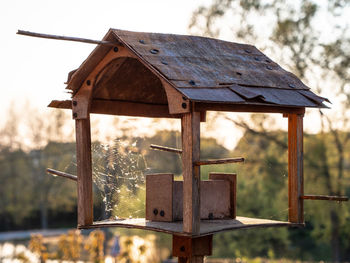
xmin=62 ymin=29 xmax=328 ymax=112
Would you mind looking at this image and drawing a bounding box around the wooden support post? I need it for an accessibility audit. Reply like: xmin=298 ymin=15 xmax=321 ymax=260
xmin=181 ymin=111 xmax=201 ymax=234
xmin=75 ymin=117 xmax=93 ymax=226
xmin=173 ymin=235 xmax=212 ymax=263
xmin=288 ymin=113 xmax=304 ymax=223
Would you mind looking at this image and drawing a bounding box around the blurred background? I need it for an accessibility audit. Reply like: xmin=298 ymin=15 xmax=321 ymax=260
xmin=1 ymin=0 xmax=349 ymax=262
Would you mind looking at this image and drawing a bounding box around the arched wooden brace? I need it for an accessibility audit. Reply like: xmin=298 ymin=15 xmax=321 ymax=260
xmin=73 ymin=45 xmax=135 ymax=227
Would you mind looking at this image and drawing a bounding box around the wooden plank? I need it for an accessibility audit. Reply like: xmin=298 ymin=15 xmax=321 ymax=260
xmin=111 ymin=29 xmax=310 ymax=91
xmin=48 ymin=99 xmax=181 ymax=119
xmin=301 ymin=195 xmax=348 ymax=202
xmin=209 ymin=173 xmax=237 ymax=219
xmin=172 ymin=180 xmax=232 ymax=220
xmin=146 ymin=174 xmax=173 ymax=222
xmin=173 ymin=181 xmax=183 ymax=221
xmin=200 ymin=181 xmax=230 ymax=219
xmin=288 ymin=113 xmax=304 ymax=223
xmin=194 ymin=157 xmax=244 ymax=166
xmin=177 ymin=87 xmax=245 ymax=103
xmin=91 ymin=99 xmax=179 ymax=118
xmin=195 ymin=103 xmax=306 ymax=114
xmin=82 ymin=217 xmax=303 ymax=237
xmin=181 ymin=111 xmax=201 ymax=234
xmin=93 ymin=57 xmax=169 ymax=105
xmin=75 ymin=117 xmax=93 ymax=226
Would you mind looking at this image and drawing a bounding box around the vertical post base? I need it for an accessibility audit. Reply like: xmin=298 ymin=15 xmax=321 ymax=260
xmin=173 ymin=235 xmax=212 ymax=263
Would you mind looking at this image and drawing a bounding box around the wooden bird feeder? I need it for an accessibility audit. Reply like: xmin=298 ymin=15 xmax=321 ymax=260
xmin=41 ymin=29 xmax=348 ymax=262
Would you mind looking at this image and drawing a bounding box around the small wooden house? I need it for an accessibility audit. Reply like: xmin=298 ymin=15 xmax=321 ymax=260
xmin=49 ymin=29 xmax=335 ymax=262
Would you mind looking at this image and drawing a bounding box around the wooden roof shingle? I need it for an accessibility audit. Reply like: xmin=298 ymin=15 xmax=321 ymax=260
xmin=57 ymin=28 xmax=329 ymax=115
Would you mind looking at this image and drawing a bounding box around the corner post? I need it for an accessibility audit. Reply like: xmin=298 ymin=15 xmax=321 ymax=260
xmin=75 ymin=117 xmax=93 ymax=226
xmin=181 ymin=110 xmax=201 ymax=234
xmin=288 ymin=113 xmax=304 ymax=223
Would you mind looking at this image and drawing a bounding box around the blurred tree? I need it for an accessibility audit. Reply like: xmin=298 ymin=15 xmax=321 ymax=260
xmin=28 ymin=234 xmax=48 ymax=263
xmin=58 ymin=230 xmax=83 ymax=262
xmin=85 ymin=230 xmax=105 ymax=263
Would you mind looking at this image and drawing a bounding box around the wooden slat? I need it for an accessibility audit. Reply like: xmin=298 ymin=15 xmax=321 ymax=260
xmin=195 ymin=103 xmax=306 ymax=114
xmin=48 ymin=99 xmax=181 ymax=119
xmin=75 ymin=117 xmax=93 ymax=226
xmin=146 ymin=174 xmax=173 ymax=222
xmin=91 ymin=99 xmax=179 ymax=118
xmin=209 ymin=173 xmax=237 ymax=219
xmin=194 ymin=157 xmax=244 ymax=166
xmin=48 ymin=100 xmax=72 ymax=109
xmin=82 ymin=217 xmax=303 ymax=237
xmin=181 ymin=111 xmax=201 ymax=234
xmin=288 ymin=113 xmax=304 ymax=223
xmin=301 ymin=195 xmax=349 ymax=202
xmin=172 ymin=180 xmax=232 ymax=220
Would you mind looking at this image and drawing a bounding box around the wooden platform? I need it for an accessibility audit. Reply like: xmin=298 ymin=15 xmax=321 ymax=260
xmin=79 ymin=216 xmax=303 ymax=237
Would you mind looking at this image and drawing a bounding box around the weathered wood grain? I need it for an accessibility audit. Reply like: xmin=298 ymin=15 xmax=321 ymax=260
xmin=288 ymin=114 xmax=304 ymax=223
xmin=82 ymin=217 xmax=303 ymax=237
xmin=75 ymin=117 xmax=93 ymax=226
xmin=181 ymin=111 xmax=201 ymax=234
xmin=209 ymin=173 xmax=237 ymax=219
xmin=173 ymin=235 xmax=212 ymax=261
xmin=146 ymin=174 xmax=173 ymax=222
xmin=172 ymin=180 xmax=232 ymax=220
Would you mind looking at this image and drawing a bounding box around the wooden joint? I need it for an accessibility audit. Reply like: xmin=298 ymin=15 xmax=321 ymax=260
xmin=72 ymin=46 xmax=136 ymax=119
xmin=161 ymin=79 xmax=190 ymax=114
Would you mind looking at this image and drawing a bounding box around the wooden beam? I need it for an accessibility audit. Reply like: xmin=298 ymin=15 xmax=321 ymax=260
xmin=288 ymin=113 xmax=304 ymax=223
xmin=48 ymin=99 xmax=182 ymax=119
xmin=195 ymin=103 xmax=305 ymax=114
xmin=75 ymin=116 xmax=93 ymax=226
xmin=194 ymin=157 xmax=244 ymax=166
xmin=181 ymin=111 xmax=201 ymax=234
xmin=301 ymin=195 xmax=348 ymax=202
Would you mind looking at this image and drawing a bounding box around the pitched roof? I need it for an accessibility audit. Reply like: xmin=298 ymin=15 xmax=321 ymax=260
xmin=65 ymin=29 xmax=328 ymax=110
